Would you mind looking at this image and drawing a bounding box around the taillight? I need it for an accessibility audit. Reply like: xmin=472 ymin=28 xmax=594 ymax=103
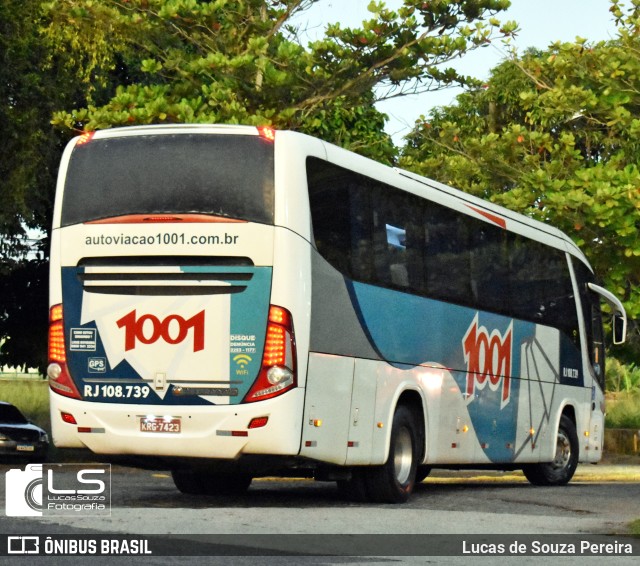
xmin=47 ymin=304 xmax=82 ymax=399
xmin=48 ymin=304 xmax=65 ymax=363
xmin=244 ymin=305 xmax=296 ymax=402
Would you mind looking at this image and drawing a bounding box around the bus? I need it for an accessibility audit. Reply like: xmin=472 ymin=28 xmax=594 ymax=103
xmin=48 ymin=124 xmax=627 ymax=503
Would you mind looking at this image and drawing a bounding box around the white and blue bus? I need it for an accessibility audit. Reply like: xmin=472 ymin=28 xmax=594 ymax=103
xmin=48 ymin=124 xmax=627 ymax=502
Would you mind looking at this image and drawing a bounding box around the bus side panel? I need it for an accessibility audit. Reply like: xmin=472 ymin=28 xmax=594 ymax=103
xmin=345 ymin=359 xmax=378 ymax=465
xmin=269 ymin=226 xmax=312 ymax=389
xmin=300 ymin=353 xmax=354 ymax=465
xmin=587 ymin=405 xmax=604 ymax=462
xmin=49 ymin=228 xmax=62 ymax=308
xmin=308 ymin=248 xmax=594 ymax=467
xmin=515 ymin=324 xmax=560 ymax=463
xmin=568 ymin=255 xmax=606 ymax=463
xmin=418 ymin=366 xmax=484 ymax=465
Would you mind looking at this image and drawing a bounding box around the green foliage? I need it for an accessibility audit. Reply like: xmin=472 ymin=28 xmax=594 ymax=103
xmin=2 ymin=0 xmax=516 ymax=370
xmin=0 ymin=1 xmax=121 ymax=371
xmin=0 ymin=380 xmax=50 ymax=430
xmin=401 ymin=0 xmax=640 ymax=359
xmin=0 ymin=0 xmax=513 ymax=370
xmin=43 ymin=0 xmax=514 ymax=163
xmin=0 ymin=1 xmax=67 ymax=255
xmin=606 ymin=358 xmax=640 ymax=393
xmin=605 ymin=390 xmax=640 ymax=429
xmin=0 ymin=258 xmax=49 ymax=373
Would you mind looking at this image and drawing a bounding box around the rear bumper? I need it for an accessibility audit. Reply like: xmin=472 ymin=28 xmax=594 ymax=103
xmin=50 ymin=388 xmax=304 ymax=459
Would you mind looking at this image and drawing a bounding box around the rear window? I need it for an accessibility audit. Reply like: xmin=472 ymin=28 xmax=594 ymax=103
xmin=61 ymin=133 xmax=275 ymax=226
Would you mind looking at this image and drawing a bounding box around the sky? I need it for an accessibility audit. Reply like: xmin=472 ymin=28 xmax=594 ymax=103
xmin=295 ymin=0 xmax=620 ymax=142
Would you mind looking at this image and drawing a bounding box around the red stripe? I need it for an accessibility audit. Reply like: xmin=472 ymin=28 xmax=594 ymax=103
xmin=466 ymin=205 xmax=507 ymax=229
xmin=85 ymin=214 xmax=246 ymax=224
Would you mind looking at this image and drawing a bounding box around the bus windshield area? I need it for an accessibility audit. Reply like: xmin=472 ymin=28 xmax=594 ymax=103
xmin=61 ymin=133 xmax=275 ymax=226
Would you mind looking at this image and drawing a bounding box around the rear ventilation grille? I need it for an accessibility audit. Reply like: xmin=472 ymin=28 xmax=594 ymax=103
xmin=77 ymin=256 xmax=255 ymax=296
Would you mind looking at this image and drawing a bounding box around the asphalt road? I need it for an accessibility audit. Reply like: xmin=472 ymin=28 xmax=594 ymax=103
xmin=0 ymin=462 xmax=638 ymax=565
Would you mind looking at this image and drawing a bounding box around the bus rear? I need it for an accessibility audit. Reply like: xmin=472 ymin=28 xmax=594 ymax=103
xmin=48 ymin=125 xmax=302 ymax=462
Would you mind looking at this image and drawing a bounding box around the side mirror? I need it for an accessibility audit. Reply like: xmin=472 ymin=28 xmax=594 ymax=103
xmin=613 ymin=313 xmax=627 ymax=346
xmin=587 ymin=283 xmax=627 ymax=346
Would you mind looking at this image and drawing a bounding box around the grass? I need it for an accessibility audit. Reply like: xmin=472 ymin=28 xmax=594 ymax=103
xmin=606 ymin=358 xmax=640 ymax=393
xmin=606 ymin=390 xmax=640 ymax=429
xmin=0 ymin=378 xmax=50 ymax=431
xmin=629 ymin=519 xmax=640 ymax=536
xmin=0 ymin=379 xmax=98 ymax=463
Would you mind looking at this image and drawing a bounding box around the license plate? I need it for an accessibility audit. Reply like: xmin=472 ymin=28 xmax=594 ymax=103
xmin=16 ymin=444 xmax=35 ymax=452
xmin=140 ymin=418 xmax=181 ymax=433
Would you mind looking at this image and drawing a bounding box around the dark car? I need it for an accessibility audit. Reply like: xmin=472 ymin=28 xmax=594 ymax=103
xmin=0 ymin=401 xmax=49 ymax=462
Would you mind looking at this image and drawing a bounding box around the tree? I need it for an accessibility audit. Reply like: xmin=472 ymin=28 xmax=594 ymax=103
xmin=44 ymin=0 xmax=515 ymax=164
xmin=400 ymin=0 xmax=640 ymax=359
xmin=1 ymin=0 xmax=62 ymax=257
xmin=1 ymin=0 xmax=514 ymax=371
xmin=0 ymin=0 xmax=74 ymax=372
xmin=0 ymin=0 xmax=133 ymax=371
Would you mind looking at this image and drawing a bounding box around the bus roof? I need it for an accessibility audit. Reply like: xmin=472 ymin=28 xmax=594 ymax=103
xmin=70 ymin=124 xmax=590 ymax=268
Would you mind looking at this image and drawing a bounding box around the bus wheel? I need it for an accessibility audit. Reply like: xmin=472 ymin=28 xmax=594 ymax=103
xmin=172 ymin=469 xmax=252 ymax=496
xmin=522 ymin=415 xmax=579 ymax=486
xmin=366 ymin=405 xmax=418 ymax=503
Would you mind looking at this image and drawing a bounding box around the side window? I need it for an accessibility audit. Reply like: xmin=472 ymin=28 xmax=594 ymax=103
xmin=307 ymin=156 xmax=581 ymax=346
xmin=469 ymin=220 xmax=510 ymax=312
xmin=573 ymin=259 xmax=605 ymax=387
xmin=537 ymin=249 xmax=580 ymax=347
xmin=508 ymin=235 xmax=579 ymax=346
xmin=307 ymin=157 xmax=369 ymax=278
xmin=424 ymin=203 xmax=471 ymax=303
xmin=371 ymin=186 xmax=425 ymax=291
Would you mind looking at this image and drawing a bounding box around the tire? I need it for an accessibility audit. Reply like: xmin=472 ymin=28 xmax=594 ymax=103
xmin=365 ymin=405 xmax=418 ymax=503
xmin=172 ymin=469 xmax=252 ymax=496
xmin=523 ymin=415 xmax=579 ymax=486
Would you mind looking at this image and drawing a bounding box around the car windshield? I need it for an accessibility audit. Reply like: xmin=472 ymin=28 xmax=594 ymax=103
xmin=0 ymin=404 xmax=28 ymax=424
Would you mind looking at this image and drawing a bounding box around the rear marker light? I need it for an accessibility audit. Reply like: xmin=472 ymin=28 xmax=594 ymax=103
xmin=257 ymin=126 xmax=276 ymax=141
xmin=216 ymin=430 xmax=249 ymax=437
xmin=61 ymin=412 xmax=77 ymax=425
xmin=78 ymin=427 xmax=106 ymax=434
xmin=248 ymin=416 xmax=269 ymax=429
xmin=76 ymin=131 xmax=95 ymax=145
xmin=143 ymin=216 xmax=182 ymax=223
